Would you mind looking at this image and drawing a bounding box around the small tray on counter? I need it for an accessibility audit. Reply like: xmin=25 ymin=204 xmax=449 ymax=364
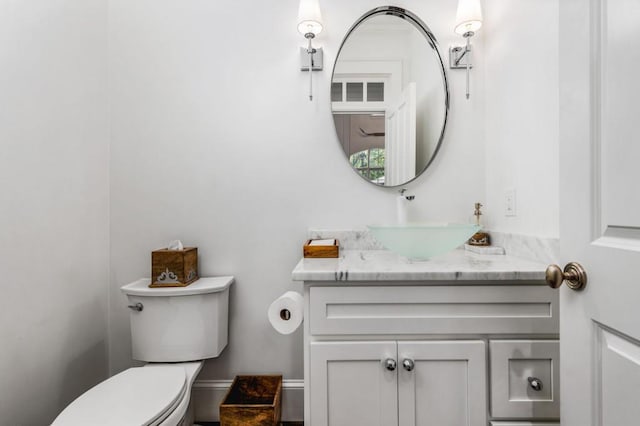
xmin=303 ymin=239 xmax=339 ymax=258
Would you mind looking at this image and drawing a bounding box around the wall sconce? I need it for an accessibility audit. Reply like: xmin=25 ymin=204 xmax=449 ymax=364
xmin=298 ymin=0 xmax=324 ymax=101
xmin=449 ymin=0 xmax=483 ymax=99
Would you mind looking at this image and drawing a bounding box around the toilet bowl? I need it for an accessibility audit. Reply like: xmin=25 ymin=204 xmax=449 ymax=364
xmin=52 ymin=276 xmax=233 ymax=426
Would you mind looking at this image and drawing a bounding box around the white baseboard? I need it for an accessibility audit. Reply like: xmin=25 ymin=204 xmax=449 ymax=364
xmin=191 ymin=379 xmax=304 ymax=422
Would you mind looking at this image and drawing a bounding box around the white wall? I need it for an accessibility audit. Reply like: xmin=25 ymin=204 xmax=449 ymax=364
xmin=107 ymin=0 xmax=485 ymax=382
xmin=483 ymin=0 xmax=560 ymax=237
xmin=0 ymin=1 xmax=110 ymax=424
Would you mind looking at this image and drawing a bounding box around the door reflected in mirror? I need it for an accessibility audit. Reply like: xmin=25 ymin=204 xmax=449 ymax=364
xmin=332 ymin=7 xmax=449 ymax=187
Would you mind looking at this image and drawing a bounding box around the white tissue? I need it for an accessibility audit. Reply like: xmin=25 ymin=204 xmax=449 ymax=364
xmin=308 ymin=239 xmax=336 ymax=246
xmin=167 ymin=240 xmax=184 ymax=250
xmin=268 ymin=291 xmax=304 ymax=334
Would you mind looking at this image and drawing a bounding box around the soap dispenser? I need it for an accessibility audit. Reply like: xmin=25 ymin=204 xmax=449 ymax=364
xmin=468 ymin=202 xmax=490 ymax=246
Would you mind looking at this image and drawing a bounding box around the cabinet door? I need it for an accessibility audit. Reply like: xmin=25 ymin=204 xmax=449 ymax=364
xmin=398 ymin=341 xmax=487 ymax=426
xmin=309 ymin=341 xmax=398 ymax=426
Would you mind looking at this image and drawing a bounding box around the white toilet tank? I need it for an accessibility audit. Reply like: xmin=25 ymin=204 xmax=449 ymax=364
xmin=121 ymin=276 xmax=233 ymax=362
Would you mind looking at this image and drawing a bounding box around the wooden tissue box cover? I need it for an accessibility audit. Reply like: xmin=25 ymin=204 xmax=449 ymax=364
xmin=303 ymin=239 xmax=340 ymax=258
xmin=150 ymin=247 xmax=198 ymax=288
xmin=220 ymin=375 xmax=282 ymax=426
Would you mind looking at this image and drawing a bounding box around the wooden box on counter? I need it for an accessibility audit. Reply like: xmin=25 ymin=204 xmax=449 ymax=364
xmin=219 ymin=375 xmax=282 ymax=426
xmin=150 ymin=247 xmax=198 ymax=288
xmin=303 ymin=239 xmax=340 ymax=258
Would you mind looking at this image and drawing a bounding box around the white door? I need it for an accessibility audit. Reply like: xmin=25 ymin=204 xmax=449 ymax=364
xmin=397 ymin=341 xmax=486 ymax=426
xmin=309 ymin=341 xmax=398 ymax=426
xmin=559 ymin=0 xmax=640 ymax=425
xmin=385 ymin=82 xmax=416 ymax=186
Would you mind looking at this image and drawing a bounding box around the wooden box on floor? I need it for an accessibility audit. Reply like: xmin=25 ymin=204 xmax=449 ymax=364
xmin=219 ymin=375 xmax=282 ymax=426
xmin=150 ymin=247 xmax=198 ymax=287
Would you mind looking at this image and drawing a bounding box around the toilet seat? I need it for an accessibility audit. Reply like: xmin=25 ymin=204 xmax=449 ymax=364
xmin=52 ymin=366 xmax=187 ymax=426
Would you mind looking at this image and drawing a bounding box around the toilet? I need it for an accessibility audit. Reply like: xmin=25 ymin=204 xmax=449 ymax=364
xmin=52 ymin=276 xmax=233 ymax=426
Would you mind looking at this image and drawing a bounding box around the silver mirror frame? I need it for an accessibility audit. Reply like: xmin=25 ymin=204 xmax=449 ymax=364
xmin=331 ymin=6 xmax=450 ymax=188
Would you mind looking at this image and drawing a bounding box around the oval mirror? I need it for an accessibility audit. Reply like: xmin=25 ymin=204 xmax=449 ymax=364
xmin=331 ymin=7 xmax=449 ymax=187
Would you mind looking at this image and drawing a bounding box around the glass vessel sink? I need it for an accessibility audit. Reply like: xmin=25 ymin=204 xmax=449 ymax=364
xmin=367 ymin=223 xmax=481 ymax=260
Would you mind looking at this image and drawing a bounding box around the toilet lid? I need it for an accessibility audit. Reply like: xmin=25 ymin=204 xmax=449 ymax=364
xmin=52 ymin=366 xmax=187 ymax=426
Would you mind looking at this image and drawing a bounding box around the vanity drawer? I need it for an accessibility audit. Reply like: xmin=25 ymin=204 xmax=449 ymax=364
xmin=490 ymin=340 xmax=560 ymax=419
xmin=309 ymin=286 xmax=558 ymax=336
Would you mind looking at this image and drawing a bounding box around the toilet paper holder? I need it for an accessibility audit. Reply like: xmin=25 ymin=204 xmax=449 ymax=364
xmin=280 ymin=309 xmax=291 ymax=321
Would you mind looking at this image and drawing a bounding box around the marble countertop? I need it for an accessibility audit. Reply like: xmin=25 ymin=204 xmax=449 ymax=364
xmin=291 ymin=249 xmax=548 ymax=283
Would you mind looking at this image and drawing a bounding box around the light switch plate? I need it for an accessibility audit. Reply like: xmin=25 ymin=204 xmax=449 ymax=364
xmin=505 ymin=189 xmax=517 ymax=216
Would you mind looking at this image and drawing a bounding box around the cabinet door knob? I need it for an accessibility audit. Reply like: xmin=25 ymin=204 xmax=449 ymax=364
xmin=402 ymin=358 xmax=415 ymax=372
xmin=528 ymin=376 xmax=543 ymax=391
xmin=383 ymin=358 xmax=397 ymax=371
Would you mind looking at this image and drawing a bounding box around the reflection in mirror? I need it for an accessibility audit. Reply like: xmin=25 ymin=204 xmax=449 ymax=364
xmin=332 ymin=7 xmax=449 ymax=187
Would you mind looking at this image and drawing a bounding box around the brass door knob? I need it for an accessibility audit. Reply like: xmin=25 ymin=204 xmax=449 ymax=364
xmin=545 ymin=262 xmax=587 ymax=290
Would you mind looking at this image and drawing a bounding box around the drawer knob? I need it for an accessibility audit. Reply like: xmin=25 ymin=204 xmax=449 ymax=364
xmin=528 ymin=376 xmax=543 ymax=391
xmin=402 ymin=358 xmax=415 ymax=372
xmin=383 ymin=358 xmax=397 ymax=371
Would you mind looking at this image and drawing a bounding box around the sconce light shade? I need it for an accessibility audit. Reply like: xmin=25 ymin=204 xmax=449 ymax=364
xmin=454 ymin=0 xmax=483 ymax=35
xmin=298 ymin=0 xmax=323 ymax=36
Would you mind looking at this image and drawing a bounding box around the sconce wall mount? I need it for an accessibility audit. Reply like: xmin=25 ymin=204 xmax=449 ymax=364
xmin=449 ymin=33 xmax=474 ymax=70
xmin=298 ymin=0 xmax=324 ymax=101
xmin=300 ymin=44 xmax=323 ymax=72
xmin=449 ymin=0 xmax=482 ymax=99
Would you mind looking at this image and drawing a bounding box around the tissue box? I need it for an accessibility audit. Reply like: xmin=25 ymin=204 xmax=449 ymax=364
xmin=219 ymin=375 xmax=282 ymax=426
xmin=303 ymin=239 xmax=339 ymax=258
xmin=150 ymin=247 xmax=198 ymax=288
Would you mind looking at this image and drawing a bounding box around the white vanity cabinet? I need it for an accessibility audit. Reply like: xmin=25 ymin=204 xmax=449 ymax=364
xmin=293 ymin=248 xmax=560 ymax=425
xmin=301 ymin=283 xmax=560 ymax=426
xmin=309 ymin=340 xmax=486 ymax=426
